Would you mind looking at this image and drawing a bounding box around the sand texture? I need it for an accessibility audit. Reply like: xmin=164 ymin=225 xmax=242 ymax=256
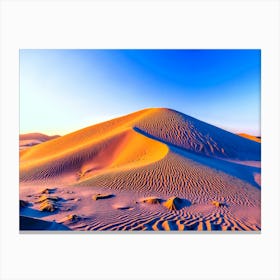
xmin=19 ymin=108 xmax=261 ymax=231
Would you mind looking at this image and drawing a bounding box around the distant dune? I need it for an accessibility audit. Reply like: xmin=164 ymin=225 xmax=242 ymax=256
xmin=19 ymin=133 xmax=60 ymax=150
xmin=19 ymin=108 xmax=261 ymax=231
xmin=238 ymin=133 xmax=261 ymax=143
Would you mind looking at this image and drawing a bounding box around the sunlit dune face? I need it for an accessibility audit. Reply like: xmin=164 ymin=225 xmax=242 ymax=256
xmin=20 ymin=109 xmax=169 ymax=182
xmin=20 ymin=108 xmax=152 ymax=162
xmin=19 ymin=108 xmax=261 ymax=231
xmin=238 ymin=133 xmax=261 ymax=143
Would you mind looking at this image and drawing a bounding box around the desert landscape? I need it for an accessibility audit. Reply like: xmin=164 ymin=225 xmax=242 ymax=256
xmin=19 ymin=108 xmax=261 ymax=231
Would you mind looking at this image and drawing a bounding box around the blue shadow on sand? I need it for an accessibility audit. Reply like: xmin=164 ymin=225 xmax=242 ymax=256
xmin=133 ymin=127 xmax=261 ymax=189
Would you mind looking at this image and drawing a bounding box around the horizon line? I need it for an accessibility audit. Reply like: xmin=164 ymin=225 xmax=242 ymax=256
xmin=19 ymin=107 xmax=261 ymax=137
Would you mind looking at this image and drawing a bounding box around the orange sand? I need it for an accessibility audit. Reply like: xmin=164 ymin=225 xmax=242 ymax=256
xmin=238 ymin=133 xmax=261 ymax=143
xmin=19 ymin=108 xmax=261 ymax=231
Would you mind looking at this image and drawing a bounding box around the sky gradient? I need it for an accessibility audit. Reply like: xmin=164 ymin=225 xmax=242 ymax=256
xmin=20 ymin=49 xmax=261 ymax=136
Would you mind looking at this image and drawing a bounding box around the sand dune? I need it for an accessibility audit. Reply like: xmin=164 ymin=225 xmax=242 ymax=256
xmin=238 ymin=133 xmax=261 ymax=143
xmin=133 ymin=108 xmax=260 ymax=160
xmin=20 ymin=133 xmax=60 ymax=150
xmin=19 ymin=108 xmax=261 ymax=231
xmin=141 ymin=197 xmax=163 ymax=205
xmin=20 ymin=127 xmax=168 ymax=182
xmin=20 ymin=133 xmax=60 ymax=142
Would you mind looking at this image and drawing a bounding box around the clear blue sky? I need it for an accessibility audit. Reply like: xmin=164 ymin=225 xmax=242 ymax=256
xmin=20 ymin=49 xmax=261 ymax=136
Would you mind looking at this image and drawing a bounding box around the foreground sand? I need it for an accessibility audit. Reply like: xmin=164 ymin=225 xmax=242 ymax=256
xmin=19 ymin=108 xmax=261 ymax=231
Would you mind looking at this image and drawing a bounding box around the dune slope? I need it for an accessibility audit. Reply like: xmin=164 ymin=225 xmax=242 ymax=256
xmin=19 ymin=108 xmax=261 ymax=231
xmin=133 ymin=108 xmax=260 ymax=160
xmin=238 ymin=133 xmax=261 ymax=143
xmin=20 ymin=108 xmax=260 ymax=181
xmin=20 ymin=133 xmax=60 ymax=150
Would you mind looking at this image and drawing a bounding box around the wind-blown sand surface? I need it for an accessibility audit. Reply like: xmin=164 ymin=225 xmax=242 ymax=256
xmin=19 ymin=108 xmax=261 ymax=231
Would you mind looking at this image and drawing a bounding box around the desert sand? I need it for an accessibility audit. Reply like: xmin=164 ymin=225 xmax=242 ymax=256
xmin=237 ymin=133 xmax=261 ymax=143
xmin=19 ymin=108 xmax=261 ymax=231
xmin=20 ymin=133 xmax=60 ymax=150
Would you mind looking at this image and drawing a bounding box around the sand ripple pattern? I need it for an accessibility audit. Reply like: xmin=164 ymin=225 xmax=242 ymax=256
xmin=19 ymin=108 xmax=261 ymax=231
xmin=71 ymin=206 xmax=260 ymax=231
xmin=134 ymin=108 xmax=260 ymax=160
xmin=79 ymin=151 xmax=260 ymax=208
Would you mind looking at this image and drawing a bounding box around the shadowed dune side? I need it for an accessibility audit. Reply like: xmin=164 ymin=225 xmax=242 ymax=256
xmin=20 ymin=108 xmax=260 ymax=162
xmin=77 ymin=149 xmax=260 ymax=209
xmin=168 ymin=145 xmax=261 ymax=189
xmin=133 ymin=108 xmax=260 ymax=161
xmin=19 ymin=108 xmax=261 ymax=231
xmin=20 ymin=216 xmax=70 ymax=231
xmin=20 ymin=108 xmax=260 ymax=184
xmin=141 ymin=197 xmax=163 ymax=205
xmin=163 ymin=196 xmax=191 ymax=210
xmin=71 ymin=150 xmax=260 ymax=230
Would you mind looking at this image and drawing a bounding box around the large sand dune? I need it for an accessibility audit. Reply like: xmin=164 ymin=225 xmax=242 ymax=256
xmin=19 ymin=108 xmax=261 ymax=231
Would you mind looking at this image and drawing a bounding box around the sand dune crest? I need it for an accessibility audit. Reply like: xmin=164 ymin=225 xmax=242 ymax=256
xmin=19 ymin=108 xmax=261 ymax=231
xmin=141 ymin=197 xmax=163 ymax=205
xmin=92 ymin=193 xmax=115 ymax=200
xmin=163 ymin=197 xmax=186 ymax=211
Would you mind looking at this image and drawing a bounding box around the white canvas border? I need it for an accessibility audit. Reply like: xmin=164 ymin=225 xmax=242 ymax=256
xmin=0 ymin=0 xmax=279 ymax=280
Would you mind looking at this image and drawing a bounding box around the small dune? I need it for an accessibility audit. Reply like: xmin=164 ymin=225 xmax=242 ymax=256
xmin=92 ymin=193 xmax=115 ymax=200
xmin=35 ymin=194 xmax=60 ymax=203
xmin=39 ymin=200 xmax=57 ymax=212
xmin=163 ymin=197 xmax=184 ymax=211
xmin=40 ymin=188 xmax=56 ymax=194
xmin=211 ymin=201 xmax=226 ymax=207
xmin=35 ymin=195 xmax=61 ymax=212
xmin=59 ymin=214 xmax=81 ymax=223
xmin=141 ymin=197 xmax=162 ymax=205
xmin=113 ymin=204 xmax=133 ymax=210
